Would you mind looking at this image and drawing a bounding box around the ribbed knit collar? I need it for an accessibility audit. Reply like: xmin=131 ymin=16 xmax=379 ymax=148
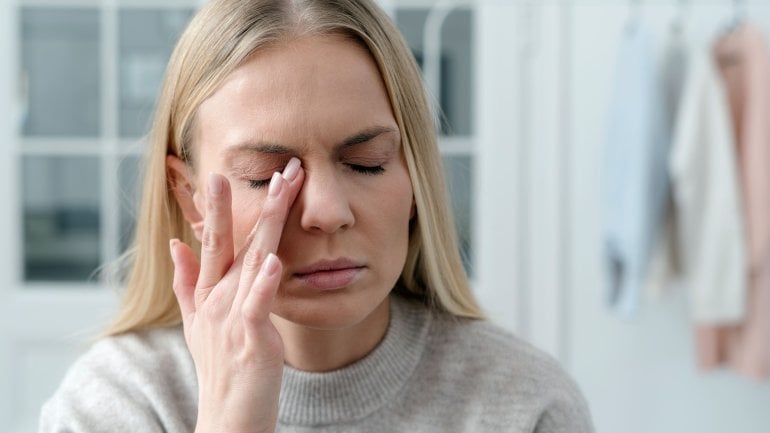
xmin=277 ymin=295 xmax=431 ymax=426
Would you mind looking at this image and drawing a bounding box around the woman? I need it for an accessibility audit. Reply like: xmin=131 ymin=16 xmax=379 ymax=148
xmin=41 ymin=0 xmax=593 ymax=431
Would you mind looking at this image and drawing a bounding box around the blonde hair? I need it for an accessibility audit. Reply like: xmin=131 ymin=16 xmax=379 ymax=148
xmin=105 ymin=0 xmax=483 ymax=336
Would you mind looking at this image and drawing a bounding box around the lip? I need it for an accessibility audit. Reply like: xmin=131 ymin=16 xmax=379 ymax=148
xmin=292 ymin=258 xmax=366 ymax=291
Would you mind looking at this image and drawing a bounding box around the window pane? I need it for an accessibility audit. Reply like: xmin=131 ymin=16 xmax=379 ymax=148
xmin=119 ymin=9 xmax=193 ymax=138
xmin=442 ymin=155 xmax=474 ymax=276
xmin=20 ymin=8 xmax=101 ymax=137
xmin=396 ymin=8 xmax=474 ymax=136
xmin=23 ymin=156 xmax=101 ymax=282
xmin=117 ymin=155 xmax=143 ymax=253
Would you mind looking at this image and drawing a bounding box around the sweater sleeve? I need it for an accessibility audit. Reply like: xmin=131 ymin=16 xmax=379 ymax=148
xmin=39 ymin=327 xmax=196 ymax=433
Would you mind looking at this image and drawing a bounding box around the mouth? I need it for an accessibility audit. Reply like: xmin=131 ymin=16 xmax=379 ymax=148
xmin=292 ymin=258 xmax=366 ymax=291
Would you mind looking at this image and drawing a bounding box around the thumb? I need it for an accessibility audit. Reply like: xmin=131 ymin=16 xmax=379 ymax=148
xmin=169 ymin=239 xmax=200 ymax=327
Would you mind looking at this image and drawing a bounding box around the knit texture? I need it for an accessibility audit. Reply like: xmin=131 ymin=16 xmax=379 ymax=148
xmin=40 ymin=295 xmax=593 ymax=432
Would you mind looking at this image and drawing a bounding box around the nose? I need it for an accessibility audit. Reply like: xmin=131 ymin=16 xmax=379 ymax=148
xmin=296 ymin=169 xmax=355 ymax=234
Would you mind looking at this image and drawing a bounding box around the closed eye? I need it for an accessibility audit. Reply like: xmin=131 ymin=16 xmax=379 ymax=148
xmin=248 ymin=178 xmax=272 ymax=189
xmin=347 ymin=164 xmax=385 ymax=175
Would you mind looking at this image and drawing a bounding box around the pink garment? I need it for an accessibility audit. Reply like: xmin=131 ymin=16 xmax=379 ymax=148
xmin=696 ymin=23 xmax=770 ymax=379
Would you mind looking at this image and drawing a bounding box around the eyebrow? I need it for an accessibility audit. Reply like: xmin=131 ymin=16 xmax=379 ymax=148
xmin=222 ymin=125 xmax=398 ymax=157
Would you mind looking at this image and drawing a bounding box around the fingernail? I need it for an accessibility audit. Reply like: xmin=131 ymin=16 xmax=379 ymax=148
xmin=268 ymin=172 xmax=282 ymax=198
xmin=208 ymin=173 xmax=222 ymax=196
xmin=262 ymin=253 xmax=280 ymax=277
xmin=282 ymin=157 xmax=301 ymax=182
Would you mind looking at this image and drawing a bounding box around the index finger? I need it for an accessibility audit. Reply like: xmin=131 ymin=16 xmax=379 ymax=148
xmin=235 ymin=157 xmax=303 ymax=299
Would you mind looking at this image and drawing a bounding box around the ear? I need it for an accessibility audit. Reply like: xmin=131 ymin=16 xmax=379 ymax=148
xmin=166 ymin=155 xmax=204 ymax=241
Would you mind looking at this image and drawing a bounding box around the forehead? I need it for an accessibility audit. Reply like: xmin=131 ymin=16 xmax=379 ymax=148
xmin=194 ymin=34 xmax=398 ymax=157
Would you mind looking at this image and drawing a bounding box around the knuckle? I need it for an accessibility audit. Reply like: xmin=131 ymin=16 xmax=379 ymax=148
xmin=171 ymin=279 xmax=183 ymax=296
xmin=241 ymin=302 xmax=259 ymax=322
xmin=243 ymin=246 xmax=265 ymax=269
xmin=259 ymin=203 xmax=285 ymax=223
xmin=200 ymin=225 xmax=223 ymax=255
xmin=207 ymin=192 xmax=226 ymax=212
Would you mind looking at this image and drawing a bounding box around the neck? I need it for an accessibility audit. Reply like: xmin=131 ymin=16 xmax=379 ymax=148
xmin=271 ymin=298 xmax=391 ymax=372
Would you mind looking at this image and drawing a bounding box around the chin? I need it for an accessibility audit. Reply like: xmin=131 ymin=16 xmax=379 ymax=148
xmin=271 ymin=290 xmax=390 ymax=331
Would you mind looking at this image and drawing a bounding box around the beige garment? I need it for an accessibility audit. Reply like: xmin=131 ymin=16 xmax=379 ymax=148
xmin=696 ymin=23 xmax=770 ymax=379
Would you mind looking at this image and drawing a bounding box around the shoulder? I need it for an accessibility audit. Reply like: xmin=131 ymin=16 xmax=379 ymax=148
xmin=57 ymin=325 xmax=193 ymax=397
xmin=40 ymin=326 xmax=196 ymax=433
xmin=427 ymin=313 xmax=576 ymax=394
xmin=418 ymin=311 xmax=594 ymax=432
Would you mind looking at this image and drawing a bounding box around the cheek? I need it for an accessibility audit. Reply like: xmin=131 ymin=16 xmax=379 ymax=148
xmin=230 ymin=193 xmax=264 ymax=252
xmin=372 ymin=181 xmax=414 ymax=283
xmin=391 ymin=170 xmax=415 ymax=222
xmin=372 ymin=175 xmax=414 ymax=248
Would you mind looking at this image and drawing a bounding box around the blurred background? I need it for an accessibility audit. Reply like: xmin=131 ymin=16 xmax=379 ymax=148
xmin=1 ymin=0 xmax=769 ymax=431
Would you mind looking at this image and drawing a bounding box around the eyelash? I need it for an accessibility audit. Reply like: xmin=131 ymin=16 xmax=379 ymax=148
xmin=347 ymin=164 xmax=385 ymax=176
xmin=248 ymin=179 xmax=271 ymax=189
xmin=246 ymin=164 xmax=385 ymax=189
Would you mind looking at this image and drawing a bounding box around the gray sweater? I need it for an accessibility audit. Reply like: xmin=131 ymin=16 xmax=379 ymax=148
xmin=40 ymin=295 xmax=593 ymax=432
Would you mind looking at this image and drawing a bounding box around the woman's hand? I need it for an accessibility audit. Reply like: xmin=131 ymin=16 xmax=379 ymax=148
xmin=169 ymin=157 xmax=304 ymax=433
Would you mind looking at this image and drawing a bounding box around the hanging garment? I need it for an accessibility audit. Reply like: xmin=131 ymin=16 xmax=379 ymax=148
xmin=644 ymin=22 xmax=688 ymax=300
xmin=601 ymin=20 xmax=669 ymax=316
xmin=667 ymin=45 xmax=746 ymax=324
xmin=696 ymin=22 xmax=770 ymax=379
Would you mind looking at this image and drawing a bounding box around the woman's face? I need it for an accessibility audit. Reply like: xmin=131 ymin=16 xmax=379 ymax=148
xmin=185 ymin=35 xmax=414 ymax=329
